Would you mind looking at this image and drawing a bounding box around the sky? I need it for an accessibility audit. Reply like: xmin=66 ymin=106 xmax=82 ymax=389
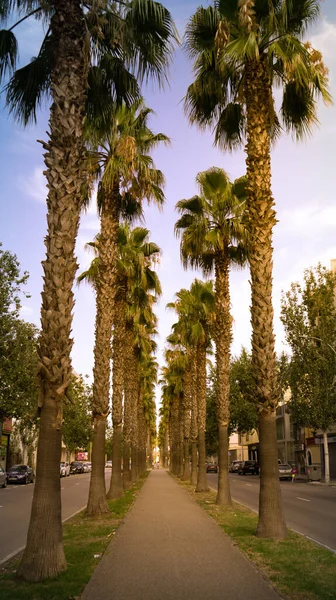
xmin=1 ymin=1 xmax=336 ymax=411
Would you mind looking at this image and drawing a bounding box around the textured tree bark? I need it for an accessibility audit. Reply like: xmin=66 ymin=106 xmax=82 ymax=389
xmin=196 ymin=346 xmax=209 ymax=493
xmin=191 ymin=442 xmax=198 ymax=486
xmin=245 ymin=57 xmax=287 ymax=539
xmin=107 ymin=425 xmax=123 ymax=499
xmin=215 ymin=255 xmax=232 ymax=506
xmin=107 ymin=292 xmax=125 ymax=500
xmin=257 ymin=411 xmax=287 ymax=538
xmin=123 ymin=327 xmax=132 ymax=490
xmin=131 ymin=444 xmax=138 ymax=482
xmin=182 ymin=440 xmax=190 ymax=480
xmin=17 ymin=0 xmax=88 ymax=582
xmin=163 ymin=428 xmax=169 ymax=468
xmin=86 ymin=416 xmax=108 ymax=517
xmin=182 ymin=363 xmax=191 ymax=481
xmin=86 ymin=178 xmax=119 ymax=516
xmin=196 ymin=429 xmax=209 ymax=492
xmin=123 ymin=440 xmax=131 ymax=490
xmin=217 ymin=424 xmax=231 ymax=505
xmin=190 ymin=349 xmax=198 ymax=486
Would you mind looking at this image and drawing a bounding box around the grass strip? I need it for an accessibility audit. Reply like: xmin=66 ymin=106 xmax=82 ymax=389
xmin=176 ymin=478 xmax=336 ymax=600
xmin=0 ymin=472 xmax=149 ymax=600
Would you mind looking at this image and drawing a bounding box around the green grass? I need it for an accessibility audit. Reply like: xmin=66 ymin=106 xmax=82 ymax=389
xmin=0 ymin=472 xmax=149 ymax=600
xmin=177 ymin=478 xmax=336 ymax=600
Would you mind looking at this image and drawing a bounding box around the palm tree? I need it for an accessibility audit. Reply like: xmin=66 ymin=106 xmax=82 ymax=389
xmin=175 ymin=167 xmax=248 ymax=506
xmin=184 ymin=0 xmax=331 ymax=538
xmin=170 ymin=280 xmax=215 ymax=492
xmin=0 ymin=0 xmax=177 ymax=579
xmin=166 ymin=329 xmax=192 ymax=481
xmin=107 ymin=225 xmax=161 ymax=498
xmin=85 ymin=99 xmax=168 ymax=516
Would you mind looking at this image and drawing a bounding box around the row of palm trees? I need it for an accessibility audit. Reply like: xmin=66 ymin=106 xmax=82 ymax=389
xmin=0 ymin=0 xmax=177 ymax=582
xmin=159 ymin=0 xmax=331 ymax=542
xmin=0 ymin=0 xmax=330 ymax=582
xmin=173 ymin=0 xmax=329 ymax=542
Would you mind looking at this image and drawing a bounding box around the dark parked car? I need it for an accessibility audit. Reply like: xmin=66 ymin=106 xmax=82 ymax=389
xmin=278 ymin=463 xmax=293 ymax=480
xmin=7 ymin=464 xmax=34 ymax=484
xmin=238 ymin=460 xmax=259 ymax=476
xmin=69 ymin=461 xmax=85 ymax=474
xmin=0 ymin=465 xmax=7 ymax=488
xmin=229 ymin=460 xmax=243 ymax=473
xmin=206 ymin=463 xmax=218 ymax=473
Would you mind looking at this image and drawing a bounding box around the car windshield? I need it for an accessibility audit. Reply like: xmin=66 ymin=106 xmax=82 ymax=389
xmin=245 ymin=461 xmax=255 ymax=465
xmin=279 ymin=464 xmax=291 ymax=469
xmin=9 ymin=465 xmax=26 ymax=472
xmin=60 ymin=462 xmax=65 ymax=466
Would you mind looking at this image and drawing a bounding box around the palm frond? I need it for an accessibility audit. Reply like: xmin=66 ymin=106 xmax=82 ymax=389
xmin=5 ymin=29 xmax=51 ymax=124
xmin=214 ymin=101 xmax=245 ymax=150
xmin=0 ymin=28 xmax=17 ymax=82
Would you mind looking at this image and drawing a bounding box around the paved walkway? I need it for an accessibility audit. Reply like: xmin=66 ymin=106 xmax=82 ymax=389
xmin=82 ymin=470 xmax=281 ymax=600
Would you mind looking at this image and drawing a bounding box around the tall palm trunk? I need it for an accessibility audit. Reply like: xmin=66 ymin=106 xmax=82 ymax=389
xmin=182 ymin=365 xmax=191 ymax=480
xmin=163 ymin=428 xmax=169 ymax=468
xmin=215 ymin=254 xmax=232 ymax=506
xmin=86 ymin=191 xmax=119 ymax=517
xmin=177 ymin=392 xmax=184 ymax=477
xmin=170 ymin=394 xmax=180 ymax=475
xmin=17 ymin=0 xmax=88 ymax=582
xmin=107 ymin=290 xmax=125 ymax=499
xmin=137 ymin=390 xmax=146 ymax=475
xmin=190 ymin=349 xmax=198 ymax=486
xmin=245 ymin=57 xmax=286 ymax=539
xmin=196 ymin=345 xmax=209 ymax=492
xmin=123 ymin=326 xmax=133 ymax=489
xmin=129 ymin=340 xmax=139 ymax=482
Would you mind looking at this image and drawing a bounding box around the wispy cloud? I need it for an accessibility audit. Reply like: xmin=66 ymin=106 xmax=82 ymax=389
xmin=20 ymin=166 xmax=47 ymax=204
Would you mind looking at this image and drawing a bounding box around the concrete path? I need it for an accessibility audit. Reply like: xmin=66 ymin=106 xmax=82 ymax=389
xmin=81 ymin=470 xmax=282 ymax=600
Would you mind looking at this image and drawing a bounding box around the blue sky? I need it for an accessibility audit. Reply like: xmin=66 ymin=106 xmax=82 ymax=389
xmin=1 ymin=1 xmax=336 ymax=400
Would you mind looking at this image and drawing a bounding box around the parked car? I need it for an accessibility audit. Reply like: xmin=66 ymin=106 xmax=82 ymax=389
xmin=229 ymin=460 xmax=243 ymax=473
xmin=105 ymin=461 xmax=112 ymax=468
xmin=7 ymin=464 xmax=34 ymax=484
xmin=206 ymin=463 xmax=218 ymax=473
xmin=238 ymin=460 xmax=259 ymax=476
xmin=0 ymin=466 xmax=7 ymax=488
xmin=69 ymin=461 xmax=85 ymax=474
xmin=60 ymin=461 xmax=70 ymax=477
xmin=278 ymin=463 xmax=292 ymax=480
xmin=82 ymin=462 xmax=91 ymax=473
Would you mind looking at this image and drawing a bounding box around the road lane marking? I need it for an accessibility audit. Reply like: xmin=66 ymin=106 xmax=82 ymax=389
xmin=246 ymin=483 xmax=252 ymax=487
xmin=297 ymin=497 xmax=310 ymax=502
xmin=75 ymin=483 xmax=80 ymax=485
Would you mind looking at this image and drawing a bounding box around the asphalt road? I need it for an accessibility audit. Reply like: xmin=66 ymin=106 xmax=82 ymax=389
xmin=207 ymin=473 xmax=336 ymax=551
xmin=0 ymin=470 xmax=112 ymax=563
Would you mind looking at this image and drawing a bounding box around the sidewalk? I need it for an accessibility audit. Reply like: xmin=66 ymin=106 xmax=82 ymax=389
xmin=81 ymin=470 xmax=282 ymax=600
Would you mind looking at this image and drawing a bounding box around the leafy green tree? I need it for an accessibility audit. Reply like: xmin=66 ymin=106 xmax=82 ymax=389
xmin=62 ymin=376 xmax=92 ymax=454
xmin=281 ymin=264 xmax=336 ymax=483
xmin=0 ymin=244 xmax=38 ymax=421
xmin=184 ymin=0 xmax=331 ymax=540
xmin=229 ymin=349 xmax=258 ymax=435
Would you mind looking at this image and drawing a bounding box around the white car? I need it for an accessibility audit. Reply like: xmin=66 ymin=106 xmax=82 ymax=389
xmin=60 ymin=461 xmax=70 ymax=477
